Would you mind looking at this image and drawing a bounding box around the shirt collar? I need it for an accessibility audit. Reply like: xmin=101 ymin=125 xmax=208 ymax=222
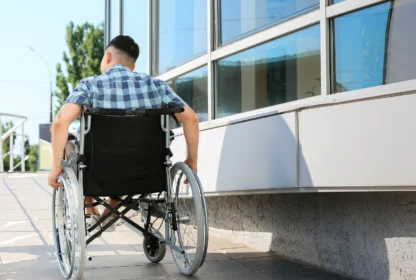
xmin=106 ymin=64 xmax=130 ymax=72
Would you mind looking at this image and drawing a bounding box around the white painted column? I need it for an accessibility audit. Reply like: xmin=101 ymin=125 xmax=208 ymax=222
xmin=207 ymin=0 xmax=213 ymax=120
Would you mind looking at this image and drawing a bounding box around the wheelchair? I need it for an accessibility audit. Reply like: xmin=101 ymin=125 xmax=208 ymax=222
xmin=52 ymin=104 xmax=209 ymax=279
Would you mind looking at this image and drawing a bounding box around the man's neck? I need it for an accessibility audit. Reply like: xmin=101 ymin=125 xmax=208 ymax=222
xmin=107 ymin=62 xmax=134 ymax=72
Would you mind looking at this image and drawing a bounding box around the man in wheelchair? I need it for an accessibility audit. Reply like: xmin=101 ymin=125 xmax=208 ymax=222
xmin=48 ymin=35 xmax=198 ymax=225
xmin=47 ymin=35 xmax=208 ymax=278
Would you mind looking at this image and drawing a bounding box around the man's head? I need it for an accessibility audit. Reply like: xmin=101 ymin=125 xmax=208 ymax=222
xmin=100 ymin=35 xmax=139 ymax=73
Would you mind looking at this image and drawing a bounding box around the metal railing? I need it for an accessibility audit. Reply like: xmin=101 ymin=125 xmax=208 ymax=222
xmin=0 ymin=113 xmax=28 ymax=172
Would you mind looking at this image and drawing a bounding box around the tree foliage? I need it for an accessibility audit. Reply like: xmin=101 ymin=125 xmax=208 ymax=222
xmin=54 ymin=21 xmax=104 ymax=114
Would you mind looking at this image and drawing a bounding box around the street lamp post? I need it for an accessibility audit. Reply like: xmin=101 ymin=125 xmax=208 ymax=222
xmin=28 ymin=46 xmax=53 ymax=123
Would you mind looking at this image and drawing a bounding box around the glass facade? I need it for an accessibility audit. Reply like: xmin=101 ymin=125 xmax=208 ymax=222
xmin=105 ymin=0 xmax=416 ymax=122
xmin=220 ymin=0 xmax=319 ymax=45
xmin=123 ymin=0 xmax=148 ymax=73
xmin=333 ymin=0 xmax=416 ymax=93
xmin=110 ymin=0 xmax=119 ymax=40
xmin=167 ymin=67 xmax=208 ymax=122
xmin=216 ymin=25 xmax=320 ymax=118
xmin=154 ymin=0 xmax=207 ymax=75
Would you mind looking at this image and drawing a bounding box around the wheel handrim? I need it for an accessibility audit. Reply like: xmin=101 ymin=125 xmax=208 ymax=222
xmin=52 ymin=176 xmax=76 ymax=279
xmin=171 ymin=170 xmax=200 ymax=269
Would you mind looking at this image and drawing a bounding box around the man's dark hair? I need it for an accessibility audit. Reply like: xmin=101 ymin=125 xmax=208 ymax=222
xmin=107 ymin=35 xmax=140 ymax=62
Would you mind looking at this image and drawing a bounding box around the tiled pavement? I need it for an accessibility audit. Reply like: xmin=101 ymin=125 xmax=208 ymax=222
xmin=0 ymin=174 xmax=349 ymax=280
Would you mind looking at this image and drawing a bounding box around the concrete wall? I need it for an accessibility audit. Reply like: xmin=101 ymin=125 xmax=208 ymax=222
xmin=171 ymin=92 xmax=416 ymax=193
xmin=207 ymin=192 xmax=416 ymax=280
xmin=171 ymin=112 xmax=298 ymax=192
xmin=299 ymin=93 xmax=416 ymax=187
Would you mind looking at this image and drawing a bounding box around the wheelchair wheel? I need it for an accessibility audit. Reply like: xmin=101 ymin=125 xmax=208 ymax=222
xmin=192 ymin=170 xmax=209 ymax=267
xmin=143 ymin=229 xmax=166 ymax=263
xmin=168 ymin=162 xmax=208 ymax=276
xmin=52 ymin=168 xmax=86 ymax=279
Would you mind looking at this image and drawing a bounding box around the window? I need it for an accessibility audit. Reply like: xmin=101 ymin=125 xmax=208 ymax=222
xmin=167 ymin=66 xmax=208 ymax=122
xmin=154 ymin=0 xmax=207 ymax=75
xmin=123 ymin=0 xmax=148 ymax=73
xmin=110 ymin=0 xmax=119 ymax=40
xmin=216 ymin=25 xmax=320 ymax=118
xmin=219 ymin=0 xmax=319 ymax=45
xmin=333 ymin=0 xmax=416 ymax=93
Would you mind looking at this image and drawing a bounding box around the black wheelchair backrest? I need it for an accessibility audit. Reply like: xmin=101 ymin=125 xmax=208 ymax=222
xmin=81 ymin=106 xmax=183 ymax=196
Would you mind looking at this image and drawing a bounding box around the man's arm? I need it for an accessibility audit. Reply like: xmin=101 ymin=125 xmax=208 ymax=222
xmin=175 ymin=106 xmax=199 ymax=172
xmin=48 ymin=79 xmax=90 ymax=188
xmin=48 ymin=104 xmax=82 ymax=188
xmin=51 ymin=104 xmax=82 ymax=166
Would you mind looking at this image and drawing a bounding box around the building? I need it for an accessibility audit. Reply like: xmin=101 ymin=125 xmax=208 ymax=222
xmin=105 ymin=1 xmax=416 ymax=279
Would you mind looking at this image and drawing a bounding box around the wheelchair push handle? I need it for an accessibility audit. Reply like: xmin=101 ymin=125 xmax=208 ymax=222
xmin=83 ymin=103 xmax=184 ymax=117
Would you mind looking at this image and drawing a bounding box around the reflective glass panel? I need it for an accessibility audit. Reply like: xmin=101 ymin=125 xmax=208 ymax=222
xmin=123 ymin=0 xmax=148 ymax=73
xmin=333 ymin=1 xmax=416 ymax=93
xmin=110 ymin=0 xmax=119 ymax=40
xmin=216 ymin=25 xmax=320 ymax=118
xmin=155 ymin=0 xmax=207 ymax=75
xmin=220 ymin=0 xmax=319 ymax=45
xmin=167 ymin=66 xmax=208 ymax=122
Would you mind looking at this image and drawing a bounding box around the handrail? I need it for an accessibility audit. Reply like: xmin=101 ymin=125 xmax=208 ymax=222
xmin=1 ymin=119 xmax=27 ymax=141
xmin=0 ymin=113 xmax=27 ymax=119
xmin=0 ymin=113 xmax=28 ymax=172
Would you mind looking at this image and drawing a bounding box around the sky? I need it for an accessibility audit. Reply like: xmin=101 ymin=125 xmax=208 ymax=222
xmin=0 ymin=0 xmax=104 ymax=145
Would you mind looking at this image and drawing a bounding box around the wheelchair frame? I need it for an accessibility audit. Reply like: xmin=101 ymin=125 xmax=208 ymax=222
xmin=54 ymin=106 xmax=208 ymax=279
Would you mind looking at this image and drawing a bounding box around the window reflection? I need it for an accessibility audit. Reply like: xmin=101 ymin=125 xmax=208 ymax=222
xmin=123 ymin=0 xmax=148 ymax=73
xmin=216 ymin=25 xmax=320 ymax=118
xmin=333 ymin=0 xmax=416 ymax=93
xmin=167 ymin=66 xmax=208 ymax=122
xmin=220 ymin=0 xmax=319 ymax=45
xmin=110 ymin=0 xmax=119 ymax=40
xmin=154 ymin=0 xmax=207 ymax=75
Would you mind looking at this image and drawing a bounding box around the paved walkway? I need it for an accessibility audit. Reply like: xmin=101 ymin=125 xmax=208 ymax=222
xmin=0 ymin=174 xmax=349 ymax=280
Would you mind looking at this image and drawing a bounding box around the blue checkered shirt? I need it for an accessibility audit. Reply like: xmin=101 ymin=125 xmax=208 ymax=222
xmin=64 ymin=64 xmax=186 ymax=109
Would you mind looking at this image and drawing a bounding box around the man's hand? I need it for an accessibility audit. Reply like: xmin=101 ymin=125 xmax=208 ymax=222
xmin=185 ymin=158 xmax=197 ymax=173
xmin=184 ymin=158 xmax=197 ymax=184
xmin=48 ymin=166 xmax=62 ymax=188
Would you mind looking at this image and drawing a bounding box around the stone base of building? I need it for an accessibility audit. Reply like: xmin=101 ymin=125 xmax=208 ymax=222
xmin=206 ymin=192 xmax=416 ymax=280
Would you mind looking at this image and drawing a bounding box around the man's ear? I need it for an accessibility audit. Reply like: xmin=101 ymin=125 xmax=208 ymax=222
xmin=106 ymin=51 xmax=112 ymax=64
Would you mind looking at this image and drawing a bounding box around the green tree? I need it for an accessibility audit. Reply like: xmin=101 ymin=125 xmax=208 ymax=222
xmin=54 ymin=21 xmax=104 ymax=114
xmin=25 ymin=141 xmax=39 ymax=172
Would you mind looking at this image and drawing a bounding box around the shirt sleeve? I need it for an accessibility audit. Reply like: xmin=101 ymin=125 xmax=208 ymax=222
xmin=64 ymin=79 xmax=91 ymax=106
xmin=157 ymin=80 xmax=188 ymax=107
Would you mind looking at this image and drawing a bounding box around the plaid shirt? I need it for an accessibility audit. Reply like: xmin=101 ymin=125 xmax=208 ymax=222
xmin=64 ymin=64 xmax=186 ymax=109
